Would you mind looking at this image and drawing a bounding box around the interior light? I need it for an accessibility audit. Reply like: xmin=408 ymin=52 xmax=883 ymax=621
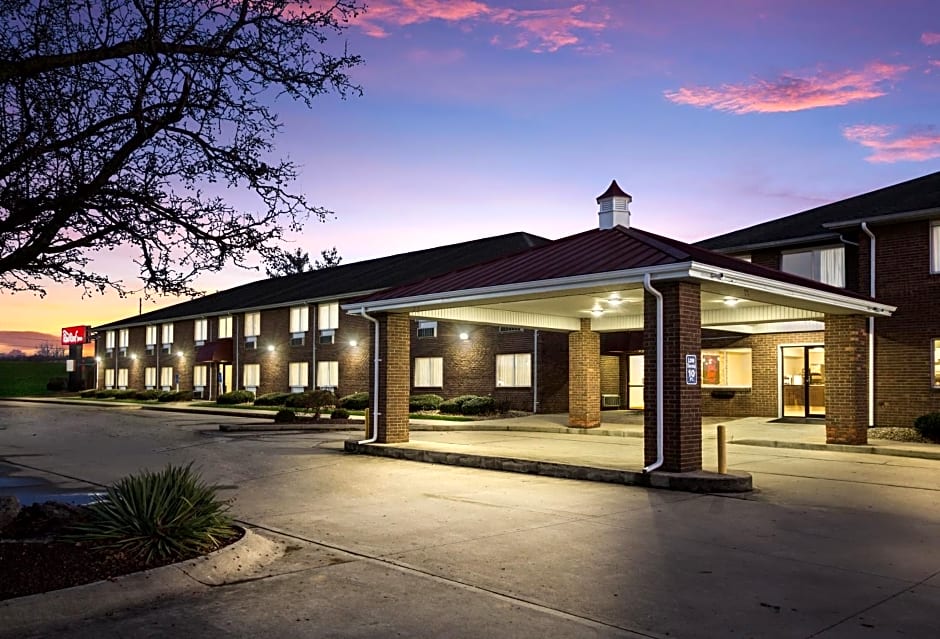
xmin=723 ymin=296 xmax=739 ymax=307
xmin=459 ymin=332 xmax=469 ymax=341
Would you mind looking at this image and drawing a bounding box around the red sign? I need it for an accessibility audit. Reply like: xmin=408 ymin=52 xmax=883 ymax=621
xmin=61 ymin=325 xmax=90 ymax=346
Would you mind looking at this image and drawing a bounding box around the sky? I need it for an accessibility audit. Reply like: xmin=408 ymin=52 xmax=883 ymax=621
xmin=4 ymin=0 xmax=940 ymax=339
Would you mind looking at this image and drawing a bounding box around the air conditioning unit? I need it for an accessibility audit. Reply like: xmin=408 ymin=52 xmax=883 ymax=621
xmin=601 ymin=394 xmax=620 ymax=408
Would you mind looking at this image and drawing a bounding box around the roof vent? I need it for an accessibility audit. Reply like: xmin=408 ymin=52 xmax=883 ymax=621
xmin=596 ymin=180 xmax=632 ymax=230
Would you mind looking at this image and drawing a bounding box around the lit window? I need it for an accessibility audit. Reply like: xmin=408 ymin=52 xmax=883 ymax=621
xmin=105 ymin=330 xmax=116 ymax=349
xmin=316 ymin=360 xmax=339 ymax=388
xmin=931 ymin=223 xmax=940 ymax=274
xmin=290 ymin=306 xmax=309 ymax=333
xmin=244 ymin=312 xmax=261 ymax=337
xmin=496 ymin=353 xmax=531 ymax=387
xmin=145 ymin=325 xmax=157 ymax=346
xmin=701 ymin=348 xmax=752 ymax=388
xmin=193 ymin=365 xmax=207 ymax=388
xmin=145 ymin=367 xmax=157 ymax=389
xmin=318 ymin=302 xmax=339 ymax=330
xmin=781 ymin=246 xmax=844 ymax=287
xmin=160 ymin=366 xmax=174 ymax=388
xmin=118 ymin=329 xmax=129 ymax=349
xmin=105 ymin=369 xmax=115 ymax=388
xmin=243 ymin=363 xmax=260 ymax=389
xmin=117 ymin=368 xmax=129 ymax=389
xmin=194 ymin=319 xmax=208 ymax=343
xmin=417 ymin=321 xmax=437 ymax=338
xmin=289 ymin=362 xmax=309 ymax=388
xmin=161 ymin=323 xmax=174 ymax=344
xmin=414 ymin=357 xmax=443 ymax=388
xmin=218 ymin=316 xmax=233 ymax=339
xmin=933 ymin=339 xmax=940 ymax=388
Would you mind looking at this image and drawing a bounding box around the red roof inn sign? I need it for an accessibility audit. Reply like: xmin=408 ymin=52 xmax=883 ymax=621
xmin=61 ymin=325 xmax=91 ymax=346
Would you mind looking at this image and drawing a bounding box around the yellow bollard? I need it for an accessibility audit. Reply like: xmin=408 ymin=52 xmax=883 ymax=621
xmin=717 ymin=424 xmax=727 ymax=474
xmin=364 ymin=409 xmax=371 ymax=439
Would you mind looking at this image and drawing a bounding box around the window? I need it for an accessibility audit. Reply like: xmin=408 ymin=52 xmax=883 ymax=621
xmin=933 ymin=339 xmax=940 ymax=388
xmin=317 ymin=360 xmax=339 ymax=388
xmin=318 ymin=302 xmax=339 ymax=330
xmin=161 ymin=323 xmax=174 ymax=354
xmin=290 ymin=335 xmax=305 ymax=347
xmin=243 ymin=363 xmax=260 ymax=389
xmin=145 ymin=325 xmax=157 ymax=346
xmin=289 ymin=362 xmax=309 ymax=388
xmin=105 ymin=330 xmax=115 ymax=355
xmin=218 ymin=316 xmax=233 ymax=339
xmin=160 ymin=366 xmax=174 ymax=388
xmin=193 ymin=365 xmax=207 ymax=389
xmin=781 ymin=246 xmax=844 ymax=287
xmin=496 ymin=353 xmax=531 ymax=387
xmin=105 ymin=368 xmax=115 ymax=388
xmin=145 ymin=367 xmax=157 ymax=389
xmin=417 ymin=321 xmax=437 ymax=338
xmin=701 ymin=348 xmax=752 ymax=388
xmin=117 ymin=368 xmax=129 ymax=389
xmin=290 ymin=306 xmax=309 ymax=333
xmin=414 ymin=357 xmax=443 ymax=388
xmin=118 ymin=329 xmax=129 ymax=349
xmin=244 ymin=312 xmax=261 ymax=337
xmin=931 ymin=222 xmax=940 ymax=274
xmin=318 ymin=330 xmax=335 ymax=345
xmin=194 ymin=319 xmax=208 ymax=344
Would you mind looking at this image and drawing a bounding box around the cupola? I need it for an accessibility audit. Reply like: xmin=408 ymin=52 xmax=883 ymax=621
xmin=596 ymin=180 xmax=632 ymax=229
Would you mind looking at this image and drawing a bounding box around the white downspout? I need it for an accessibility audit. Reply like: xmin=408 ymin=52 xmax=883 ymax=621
xmin=357 ymin=307 xmax=381 ymax=444
xmin=861 ymin=223 xmax=876 ymax=428
xmin=532 ymin=329 xmax=539 ymax=413
xmin=642 ymin=273 xmax=665 ymax=473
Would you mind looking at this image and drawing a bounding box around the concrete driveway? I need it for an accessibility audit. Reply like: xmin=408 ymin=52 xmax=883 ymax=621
xmin=1 ymin=400 xmax=938 ymax=638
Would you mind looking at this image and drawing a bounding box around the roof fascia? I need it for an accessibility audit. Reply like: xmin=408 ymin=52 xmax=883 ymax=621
xmin=688 ymin=263 xmax=895 ymax=316
xmin=703 ymin=232 xmax=841 ymax=255
xmin=822 ymin=206 xmax=940 ymax=230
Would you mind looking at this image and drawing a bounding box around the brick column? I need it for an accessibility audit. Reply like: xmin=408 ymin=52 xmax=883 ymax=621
xmin=568 ymin=318 xmax=601 ymax=428
xmin=643 ymin=281 xmax=702 ymax=472
xmin=372 ymin=313 xmax=410 ymax=443
xmin=824 ymin=314 xmax=868 ymax=444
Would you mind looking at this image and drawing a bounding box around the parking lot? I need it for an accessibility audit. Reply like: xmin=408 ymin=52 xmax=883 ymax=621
xmin=2 ymin=400 xmax=939 ymax=638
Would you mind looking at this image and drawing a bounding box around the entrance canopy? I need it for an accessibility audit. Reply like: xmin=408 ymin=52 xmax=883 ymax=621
xmin=344 ymin=226 xmax=894 ymax=330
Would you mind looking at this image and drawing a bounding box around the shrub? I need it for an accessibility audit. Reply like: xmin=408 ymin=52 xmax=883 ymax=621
xmin=254 ymin=392 xmax=292 ymax=407
xmin=409 ymin=393 xmax=443 ymax=411
xmin=113 ymin=389 xmax=138 ymax=399
xmin=69 ymin=463 xmax=235 ymax=562
xmin=216 ymin=390 xmax=255 ymax=405
xmin=913 ymin=412 xmax=940 ymax=442
xmin=94 ymin=389 xmax=118 ymax=399
xmin=274 ymin=409 xmax=296 ymax=423
xmin=460 ymin=395 xmax=496 ymax=415
xmin=159 ymin=390 xmax=192 ymax=402
xmin=285 ymin=389 xmax=336 ymax=415
xmin=330 ymin=408 xmax=350 ymax=419
xmin=46 ymin=377 xmax=67 ymax=391
xmin=439 ymin=395 xmax=477 ymax=414
xmin=79 ymin=389 xmax=97 ymax=398
xmin=338 ymin=391 xmax=369 ymax=410
xmin=134 ymin=389 xmax=162 ymax=401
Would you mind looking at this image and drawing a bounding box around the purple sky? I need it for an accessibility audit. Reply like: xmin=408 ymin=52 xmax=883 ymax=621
xmin=6 ymin=0 xmax=940 ymax=335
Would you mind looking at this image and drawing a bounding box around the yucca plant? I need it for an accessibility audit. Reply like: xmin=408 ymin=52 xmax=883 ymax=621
xmin=70 ymin=463 xmax=235 ymax=562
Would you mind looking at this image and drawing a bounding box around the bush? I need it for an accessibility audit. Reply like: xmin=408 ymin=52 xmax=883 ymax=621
xmin=134 ymin=389 xmax=162 ymax=400
xmin=409 ymin=393 xmax=443 ymax=411
xmin=274 ymin=409 xmax=296 ymax=423
xmin=330 ymin=408 xmax=350 ymax=419
xmin=913 ymin=412 xmax=940 ymax=442
xmin=46 ymin=377 xmax=67 ymax=391
xmin=113 ymin=389 xmax=138 ymax=399
xmin=94 ymin=389 xmax=119 ymax=399
xmin=159 ymin=390 xmax=192 ymax=402
xmin=69 ymin=463 xmax=235 ymax=562
xmin=460 ymin=395 xmax=496 ymax=415
xmin=254 ymin=392 xmax=292 ymax=407
xmin=79 ymin=389 xmax=97 ymax=398
xmin=216 ymin=390 xmax=255 ymax=405
xmin=285 ymin=389 xmax=336 ymax=415
xmin=438 ymin=395 xmax=477 ymax=414
xmin=338 ymin=391 xmax=369 ymax=410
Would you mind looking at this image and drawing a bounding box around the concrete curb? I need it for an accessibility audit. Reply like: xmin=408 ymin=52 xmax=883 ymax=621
xmin=344 ymin=440 xmax=753 ymax=493
xmin=731 ymin=438 xmax=940 ymax=460
xmin=0 ymin=527 xmax=283 ymax=636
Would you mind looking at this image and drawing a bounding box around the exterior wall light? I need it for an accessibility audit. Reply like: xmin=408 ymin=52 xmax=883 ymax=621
xmin=177 ymin=351 xmax=184 ymax=359
xmin=95 ymin=357 xmax=101 ymax=363
xmin=458 ymin=332 xmax=469 ymax=341
xmin=349 ymin=339 xmax=358 ymax=347
xmin=130 ymin=353 xmax=137 ymax=360
xmin=267 ymin=344 xmax=275 ymax=352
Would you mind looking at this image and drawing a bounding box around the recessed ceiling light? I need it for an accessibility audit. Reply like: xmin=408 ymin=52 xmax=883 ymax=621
xmin=723 ymin=296 xmax=739 ymax=306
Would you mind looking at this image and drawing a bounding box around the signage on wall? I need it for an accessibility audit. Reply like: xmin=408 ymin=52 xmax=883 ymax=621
xmin=61 ymin=325 xmax=91 ymax=346
xmin=685 ymin=354 xmax=698 ymax=386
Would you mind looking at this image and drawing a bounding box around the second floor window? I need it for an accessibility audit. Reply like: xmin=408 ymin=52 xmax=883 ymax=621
xmin=145 ymin=325 xmax=157 ymax=346
xmin=318 ymin=302 xmax=339 ymax=331
xmin=244 ymin=312 xmax=261 ymax=337
xmin=118 ymin=329 xmax=129 ymax=349
xmin=781 ymin=246 xmax=844 ymax=287
xmin=218 ymin=316 xmax=233 ymax=339
xmin=931 ymin=222 xmax=940 ymax=274
xmin=194 ymin=319 xmax=208 ymax=343
xmin=290 ymin=306 xmax=309 ymax=333
xmin=105 ymin=330 xmax=116 ymax=351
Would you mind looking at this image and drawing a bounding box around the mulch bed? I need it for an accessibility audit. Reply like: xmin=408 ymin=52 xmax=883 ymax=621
xmin=0 ymin=502 xmax=240 ymax=601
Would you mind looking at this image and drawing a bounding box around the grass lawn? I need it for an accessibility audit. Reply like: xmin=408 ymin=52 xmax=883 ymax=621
xmin=0 ymin=360 xmax=66 ymax=397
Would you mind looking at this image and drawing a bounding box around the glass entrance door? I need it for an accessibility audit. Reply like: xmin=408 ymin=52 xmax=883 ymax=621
xmin=781 ymin=346 xmax=825 ymax=418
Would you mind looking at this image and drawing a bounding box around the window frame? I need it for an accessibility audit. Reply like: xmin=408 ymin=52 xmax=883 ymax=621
xmin=930 ymin=222 xmax=940 ymax=274
xmin=496 ymin=353 xmax=532 ymax=388
xmin=416 ymin=321 xmax=438 ymax=339
xmin=780 ymin=245 xmax=845 ymax=287
xmin=413 ymin=357 xmax=444 ymax=388
xmin=932 ymin=338 xmax=940 ymax=388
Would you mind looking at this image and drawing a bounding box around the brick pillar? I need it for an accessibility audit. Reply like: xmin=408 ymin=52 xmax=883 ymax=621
xmin=568 ymin=318 xmax=601 ymax=428
xmin=824 ymin=314 xmax=868 ymax=445
xmin=372 ymin=313 xmax=410 ymax=443
xmin=643 ymin=281 xmax=702 ymax=472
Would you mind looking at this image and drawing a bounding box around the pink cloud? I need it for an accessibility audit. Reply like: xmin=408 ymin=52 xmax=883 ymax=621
xmin=354 ymin=1 xmax=608 ymax=52
xmin=843 ymin=124 xmax=940 ymax=163
xmin=921 ymin=32 xmax=940 ymax=45
xmin=664 ymin=62 xmax=909 ymax=114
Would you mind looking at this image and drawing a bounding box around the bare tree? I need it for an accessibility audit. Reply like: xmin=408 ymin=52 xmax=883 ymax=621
xmin=0 ymin=0 xmax=363 ymax=297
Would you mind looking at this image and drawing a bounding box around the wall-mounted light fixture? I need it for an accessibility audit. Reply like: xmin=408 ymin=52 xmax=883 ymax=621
xmin=458 ymin=332 xmax=469 ymax=341
xmin=130 ymin=353 xmax=138 ymax=360
xmin=349 ymin=339 xmax=358 ymax=347
xmin=267 ymin=344 xmax=275 ymax=352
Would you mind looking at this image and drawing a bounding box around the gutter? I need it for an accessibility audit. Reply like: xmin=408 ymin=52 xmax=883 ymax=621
xmin=642 ymin=273 xmax=664 ymax=473
xmin=354 ymin=307 xmax=381 ymax=444
xmin=860 ymin=223 xmax=876 ymax=428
